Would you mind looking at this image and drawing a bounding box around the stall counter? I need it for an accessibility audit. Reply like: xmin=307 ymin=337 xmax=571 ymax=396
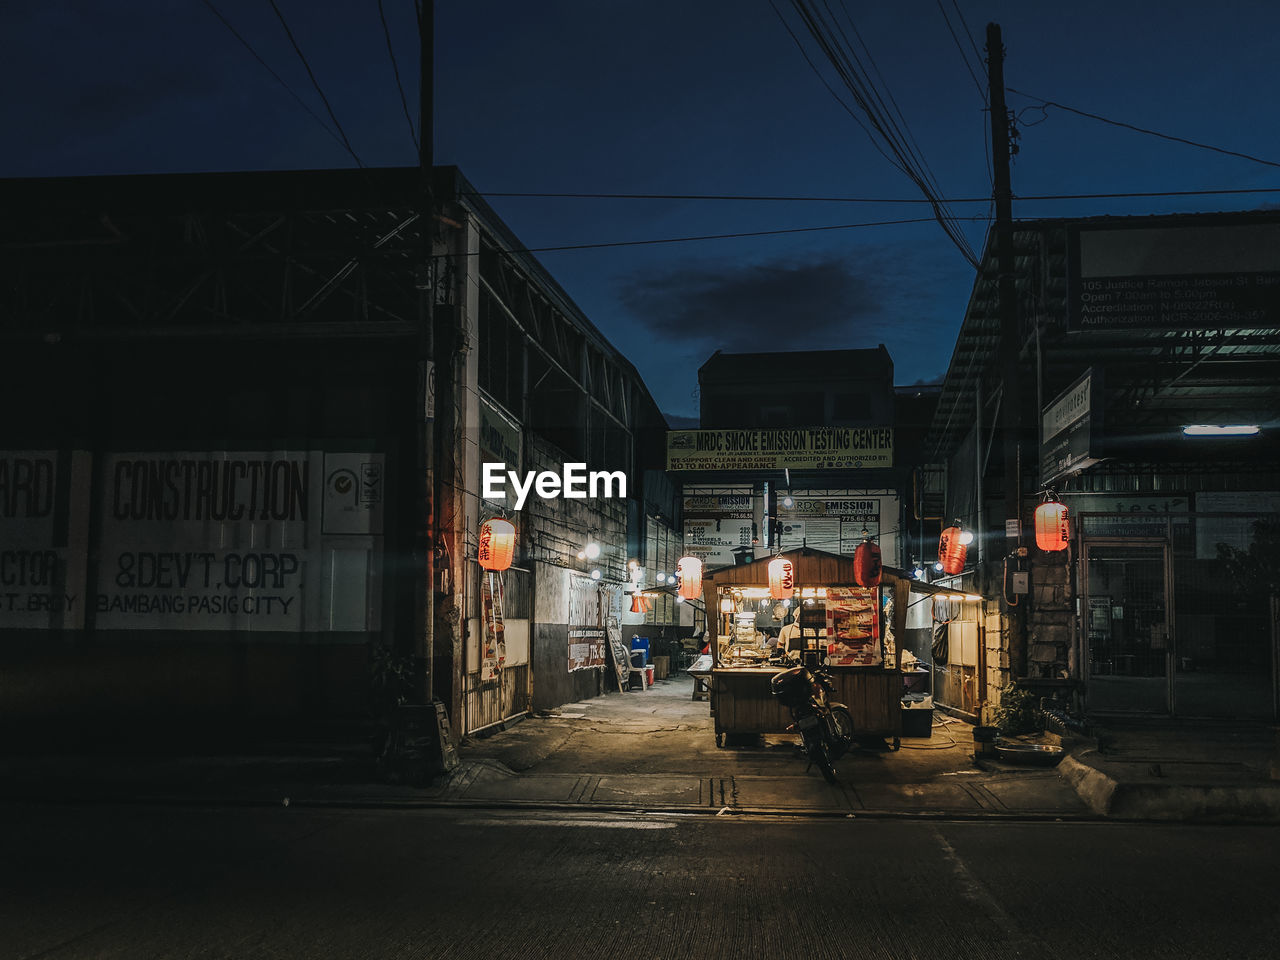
xmin=711 ymin=665 xmax=903 ymax=747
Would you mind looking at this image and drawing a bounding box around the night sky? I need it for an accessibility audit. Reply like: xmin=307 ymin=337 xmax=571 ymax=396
xmin=6 ymin=1 xmax=1280 ymax=423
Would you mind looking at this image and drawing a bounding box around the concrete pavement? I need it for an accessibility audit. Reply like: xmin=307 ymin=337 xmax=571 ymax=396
xmin=2 ymin=674 xmax=1277 ymax=821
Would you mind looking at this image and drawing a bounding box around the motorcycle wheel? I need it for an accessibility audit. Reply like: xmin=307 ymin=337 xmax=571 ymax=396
xmin=802 ymin=727 xmax=838 ymax=784
xmin=826 ymin=707 xmax=855 ymax=761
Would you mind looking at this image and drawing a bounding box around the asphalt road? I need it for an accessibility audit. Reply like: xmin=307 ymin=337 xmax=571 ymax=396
xmin=3 ymin=803 xmax=1278 ymax=960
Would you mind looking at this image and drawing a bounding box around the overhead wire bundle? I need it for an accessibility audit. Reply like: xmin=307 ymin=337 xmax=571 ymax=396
xmin=772 ymin=0 xmax=983 ymax=269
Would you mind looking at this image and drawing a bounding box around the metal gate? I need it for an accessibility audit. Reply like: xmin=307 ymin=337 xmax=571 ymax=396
xmin=1083 ymin=542 xmax=1172 ymax=715
xmin=1081 ymin=511 xmax=1278 ymax=719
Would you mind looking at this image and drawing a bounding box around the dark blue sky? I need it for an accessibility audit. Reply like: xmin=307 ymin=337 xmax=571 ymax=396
xmin=6 ymin=1 xmax=1279 ymax=421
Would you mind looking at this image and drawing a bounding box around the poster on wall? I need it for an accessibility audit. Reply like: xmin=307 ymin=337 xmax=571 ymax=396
xmin=824 ymin=587 xmax=881 ymax=667
xmin=94 ymin=451 xmax=384 ymax=633
xmin=480 ymin=571 xmax=506 ymax=681
xmin=778 ymin=493 xmax=897 ymax=561
xmin=568 ymin=575 xmax=607 ymax=671
xmin=682 ymin=487 xmax=754 ymax=568
xmin=0 ymin=450 xmax=91 ymax=630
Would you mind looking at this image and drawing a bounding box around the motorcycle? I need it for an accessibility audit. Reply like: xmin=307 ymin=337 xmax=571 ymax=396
xmin=769 ymin=659 xmax=855 ymax=784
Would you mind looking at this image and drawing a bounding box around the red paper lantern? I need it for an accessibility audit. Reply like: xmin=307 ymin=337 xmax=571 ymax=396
xmin=478 ymin=518 xmax=516 ymax=571
xmin=938 ymin=524 xmax=967 ymax=575
xmin=676 ymin=556 xmax=703 ymax=600
xmin=1035 ymin=499 xmax=1070 ymax=552
xmin=853 ymin=540 xmax=882 ymax=587
xmin=768 ymin=557 xmax=794 ymax=599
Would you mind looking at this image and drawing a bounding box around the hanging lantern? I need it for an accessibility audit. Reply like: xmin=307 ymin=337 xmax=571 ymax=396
xmin=768 ymin=556 xmax=794 ymax=599
xmin=853 ymin=539 xmax=882 ymax=587
xmin=676 ymin=556 xmax=703 ymax=600
xmin=938 ymin=522 xmax=967 ymax=576
xmin=1035 ymin=498 xmax=1070 ymax=552
xmin=478 ymin=518 xmax=516 ymax=571
xmin=629 ymin=594 xmax=651 ymax=614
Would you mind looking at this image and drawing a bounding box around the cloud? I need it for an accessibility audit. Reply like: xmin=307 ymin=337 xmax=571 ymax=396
xmin=616 ymin=251 xmax=932 ymax=353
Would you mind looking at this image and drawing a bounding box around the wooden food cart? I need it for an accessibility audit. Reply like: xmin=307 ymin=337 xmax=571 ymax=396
xmin=702 ymin=548 xmax=914 ymax=749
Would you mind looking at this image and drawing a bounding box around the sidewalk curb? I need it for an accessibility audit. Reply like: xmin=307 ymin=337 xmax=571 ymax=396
xmin=0 ymin=790 xmax=1113 ymax=822
xmin=1061 ymin=749 xmax=1280 ymax=823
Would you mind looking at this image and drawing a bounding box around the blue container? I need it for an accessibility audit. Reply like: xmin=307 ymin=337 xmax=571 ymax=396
xmin=630 ymin=636 xmax=650 ymax=664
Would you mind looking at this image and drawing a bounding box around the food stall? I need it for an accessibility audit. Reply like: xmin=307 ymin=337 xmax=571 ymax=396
xmin=702 ymin=548 xmax=923 ymax=748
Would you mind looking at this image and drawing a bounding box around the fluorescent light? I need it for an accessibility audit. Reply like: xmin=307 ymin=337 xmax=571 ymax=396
xmin=1182 ymin=424 xmax=1260 ymax=437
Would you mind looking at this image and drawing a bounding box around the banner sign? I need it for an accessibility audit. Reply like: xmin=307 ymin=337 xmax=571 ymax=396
xmin=0 ymin=450 xmax=90 ymax=630
xmin=94 ymin=451 xmax=383 ymax=632
xmin=1040 ymin=368 xmax=1102 ymax=485
xmin=778 ymin=493 xmax=898 ymax=561
xmin=681 ymin=487 xmax=754 ymax=568
xmin=667 ymin=428 xmax=893 ymax=471
xmin=568 ymin=575 xmax=609 ymax=671
xmin=480 ymin=571 xmax=506 ymax=681
xmin=1067 ymin=221 xmax=1280 ymax=332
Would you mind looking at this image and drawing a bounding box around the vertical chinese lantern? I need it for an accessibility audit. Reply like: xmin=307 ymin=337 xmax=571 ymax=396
xmin=629 ymin=594 xmax=650 ymax=614
xmin=853 ymin=539 xmax=882 ymax=587
xmin=1035 ymin=498 xmax=1070 ymax=552
xmin=938 ymin=522 xmax=967 ymax=575
xmin=676 ymin=556 xmax=702 ymax=600
xmin=478 ymin=518 xmax=516 ymax=571
xmin=768 ymin=556 xmax=794 ymax=599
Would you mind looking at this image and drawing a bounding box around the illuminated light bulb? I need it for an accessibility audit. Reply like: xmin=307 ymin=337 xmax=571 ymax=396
xmin=676 ymin=595 xmax=685 ymax=604
xmin=584 ymin=542 xmax=601 ymax=560
xmin=959 ymin=530 xmax=974 ymax=545
xmin=934 ymin=561 xmax=944 ymax=572
xmin=590 ymin=569 xmax=601 ymax=580
xmin=577 ymin=551 xmax=586 ymax=560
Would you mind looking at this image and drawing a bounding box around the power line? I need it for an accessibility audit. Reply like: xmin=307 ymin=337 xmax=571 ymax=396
xmin=935 ymin=0 xmax=985 ymax=102
xmin=266 ymin=0 xmax=365 ymax=168
xmin=776 ymin=0 xmax=981 ymax=268
xmin=767 ymin=0 xmax=909 ymax=178
xmin=376 ymin=0 xmax=419 ymax=154
xmin=437 ymin=215 xmax=988 ymax=258
xmin=950 ymin=0 xmax=985 ymax=69
xmin=462 ymin=185 xmax=1280 ymax=203
xmin=198 ymin=0 xmax=348 ymax=154
xmin=1007 ymin=88 xmax=1280 ymax=171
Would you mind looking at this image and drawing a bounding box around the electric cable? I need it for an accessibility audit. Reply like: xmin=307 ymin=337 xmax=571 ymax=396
xmin=768 ymin=0 xmax=910 ymax=178
xmin=266 ymin=0 xmax=365 ymax=167
xmin=1007 ymin=88 xmax=1280 ymax=170
xmin=463 ymin=185 xmax=1280 ymax=203
xmin=377 ymin=0 xmax=419 ymax=153
xmin=434 ymin=215 xmax=988 ymax=259
xmin=198 ymin=0 xmax=349 ymax=155
xmin=935 ymin=0 xmax=985 ymax=103
xmin=782 ymin=0 xmax=980 ymax=267
xmin=950 ymin=0 xmax=985 ymax=70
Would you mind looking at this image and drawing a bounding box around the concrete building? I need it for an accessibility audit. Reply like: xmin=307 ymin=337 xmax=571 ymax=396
xmin=926 ymin=210 xmax=1280 ymax=721
xmin=0 ymin=166 xmax=676 ymax=745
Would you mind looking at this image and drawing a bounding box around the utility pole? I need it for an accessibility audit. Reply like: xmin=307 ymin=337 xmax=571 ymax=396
xmin=986 ymin=22 xmax=1027 ymax=678
xmin=418 ymin=0 xmax=436 ymax=703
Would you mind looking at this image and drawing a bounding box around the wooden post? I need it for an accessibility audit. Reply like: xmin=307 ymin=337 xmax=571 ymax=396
xmin=893 ymin=576 xmax=910 ymax=672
